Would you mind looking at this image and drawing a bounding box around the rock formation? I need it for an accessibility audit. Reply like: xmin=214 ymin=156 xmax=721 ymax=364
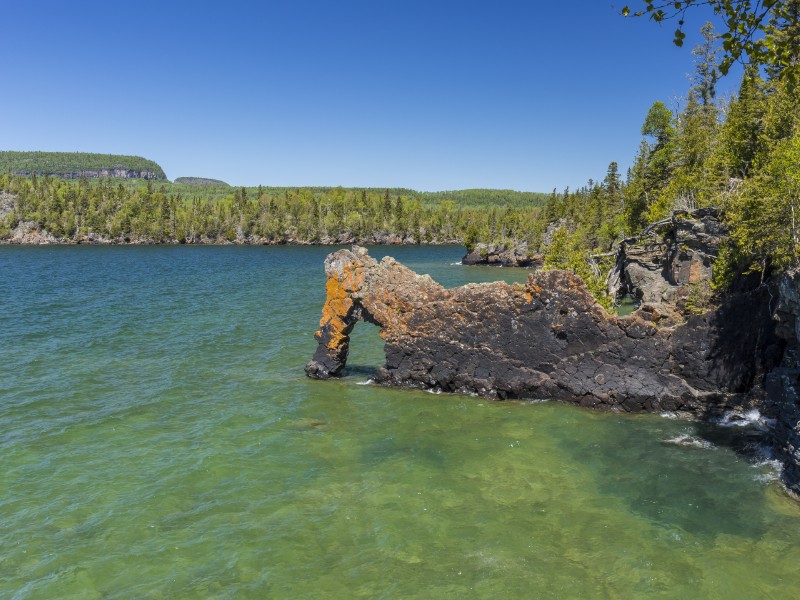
xmin=607 ymin=207 xmax=726 ymax=305
xmin=461 ymin=241 xmax=543 ymax=268
xmin=766 ymin=269 xmax=800 ymax=497
xmin=0 ymin=191 xmax=15 ymax=221
xmin=11 ymin=168 xmax=161 ymax=180
xmin=305 ymin=245 xmax=781 ymax=414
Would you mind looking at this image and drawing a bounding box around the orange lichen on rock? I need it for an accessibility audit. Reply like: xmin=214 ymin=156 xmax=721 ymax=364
xmin=305 ymin=245 xmax=777 ymax=417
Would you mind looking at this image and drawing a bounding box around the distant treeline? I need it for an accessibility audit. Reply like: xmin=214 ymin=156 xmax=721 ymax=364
xmin=420 ymin=189 xmax=548 ymax=209
xmin=0 ymin=175 xmax=546 ymax=245
xmin=173 ymin=177 xmax=230 ymax=187
xmin=0 ymin=151 xmax=167 ymax=179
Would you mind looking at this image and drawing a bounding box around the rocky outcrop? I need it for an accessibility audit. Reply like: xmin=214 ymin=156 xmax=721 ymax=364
xmin=0 ymin=222 xmax=172 ymax=245
xmin=543 ymin=217 xmax=574 ymax=247
xmin=0 ymin=191 xmax=15 ymax=220
xmin=765 ymin=269 xmax=800 ymax=497
xmin=462 ymin=241 xmax=543 ymax=268
xmin=0 ymin=223 xmax=448 ymax=246
xmin=11 ymin=168 xmax=161 ymax=180
xmin=4 ymin=221 xmax=62 ymax=244
xmin=306 ymin=246 xmax=780 ymax=413
xmin=608 ymin=208 xmax=726 ymax=305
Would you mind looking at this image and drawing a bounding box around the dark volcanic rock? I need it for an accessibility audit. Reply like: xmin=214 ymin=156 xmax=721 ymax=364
xmin=462 ymin=242 xmax=543 ymax=268
xmin=306 ymin=246 xmax=779 ymax=414
xmin=765 ymin=268 xmax=800 ymax=497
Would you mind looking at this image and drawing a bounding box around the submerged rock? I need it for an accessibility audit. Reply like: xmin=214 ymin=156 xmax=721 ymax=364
xmin=306 ymin=246 xmax=780 ymax=414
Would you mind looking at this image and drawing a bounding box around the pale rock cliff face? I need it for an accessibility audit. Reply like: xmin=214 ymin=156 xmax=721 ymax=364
xmin=11 ymin=168 xmax=161 ymax=180
xmin=5 ymin=221 xmax=61 ymax=244
xmin=0 ymin=191 xmax=15 ymax=220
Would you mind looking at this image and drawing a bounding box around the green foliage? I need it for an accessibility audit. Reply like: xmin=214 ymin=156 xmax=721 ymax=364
xmin=464 ymin=223 xmax=480 ymax=253
xmin=3 ymin=17 xmax=797 ymax=304
xmin=543 ymin=229 xmax=615 ymax=310
xmin=684 ymin=279 xmax=715 ymax=314
xmin=0 ymin=151 xmax=166 ymax=179
xmin=419 ymin=189 xmax=548 ymax=209
xmin=641 ymin=101 xmax=674 ymax=143
xmin=725 ymin=130 xmax=800 ymax=273
xmin=622 ymin=1 xmax=800 ymax=83
xmin=541 ymin=22 xmax=799 ymax=301
xmin=173 ymin=177 xmax=229 ymax=186
xmin=0 ymin=174 xmax=548 ymax=246
xmin=710 ymin=65 xmax=768 ymax=179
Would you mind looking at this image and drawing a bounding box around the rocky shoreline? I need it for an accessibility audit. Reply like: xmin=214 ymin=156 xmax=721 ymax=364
xmin=0 ymin=220 xmax=460 ymax=247
xmin=461 ymin=241 xmax=543 ymax=268
xmin=9 ymin=168 xmax=161 ymax=180
xmin=305 ymin=210 xmax=800 ymax=499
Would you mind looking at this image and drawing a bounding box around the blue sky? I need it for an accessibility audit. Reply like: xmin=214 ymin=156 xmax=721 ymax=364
xmin=1 ymin=1 xmax=740 ymax=191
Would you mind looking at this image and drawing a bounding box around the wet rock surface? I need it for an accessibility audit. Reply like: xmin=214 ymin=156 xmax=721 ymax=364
xmin=306 ymin=246 xmax=780 ymax=414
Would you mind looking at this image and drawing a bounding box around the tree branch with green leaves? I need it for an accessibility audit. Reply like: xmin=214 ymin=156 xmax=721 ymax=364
xmin=622 ymin=1 xmax=800 ymax=82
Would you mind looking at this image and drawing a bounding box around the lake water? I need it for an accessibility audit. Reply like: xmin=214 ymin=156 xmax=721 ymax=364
xmin=2 ymin=245 xmax=800 ymax=598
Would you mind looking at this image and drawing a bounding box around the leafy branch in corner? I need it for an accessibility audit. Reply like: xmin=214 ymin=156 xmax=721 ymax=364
xmin=621 ymin=1 xmax=800 ymax=83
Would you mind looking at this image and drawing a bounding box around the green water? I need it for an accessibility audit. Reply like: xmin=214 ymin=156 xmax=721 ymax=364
xmin=2 ymin=246 xmax=799 ymax=599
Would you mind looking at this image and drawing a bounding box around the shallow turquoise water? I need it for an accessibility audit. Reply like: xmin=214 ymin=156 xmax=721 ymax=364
xmin=2 ymin=245 xmax=799 ymax=599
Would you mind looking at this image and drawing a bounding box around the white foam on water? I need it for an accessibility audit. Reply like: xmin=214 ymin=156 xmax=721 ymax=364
xmin=752 ymin=444 xmax=783 ymax=482
xmin=662 ymin=433 xmax=716 ymax=450
xmin=355 ymin=378 xmax=374 ymax=386
xmin=712 ymin=408 xmax=775 ymax=430
xmin=450 ymin=262 xmax=463 ymax=266
xmin=523 ymin=398 xmax=551 ymax=404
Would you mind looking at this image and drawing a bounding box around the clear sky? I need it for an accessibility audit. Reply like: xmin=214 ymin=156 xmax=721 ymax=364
xmin=1 ymin=1 xmax=740 ymax=191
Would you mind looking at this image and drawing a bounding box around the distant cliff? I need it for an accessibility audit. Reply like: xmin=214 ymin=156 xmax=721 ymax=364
xmin=0 ymin=151 xmax=166 ymax=180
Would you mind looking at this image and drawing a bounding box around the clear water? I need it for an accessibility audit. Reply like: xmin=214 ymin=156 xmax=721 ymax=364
xmin=2 ymin=245 xmax=799 ymax=599
xmin=616 ymin=293 xmax=640 ymax=317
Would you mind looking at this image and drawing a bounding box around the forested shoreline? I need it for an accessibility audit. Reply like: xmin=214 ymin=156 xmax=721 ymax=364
xmin=0 ymin=176 xmax=547 ymax=246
